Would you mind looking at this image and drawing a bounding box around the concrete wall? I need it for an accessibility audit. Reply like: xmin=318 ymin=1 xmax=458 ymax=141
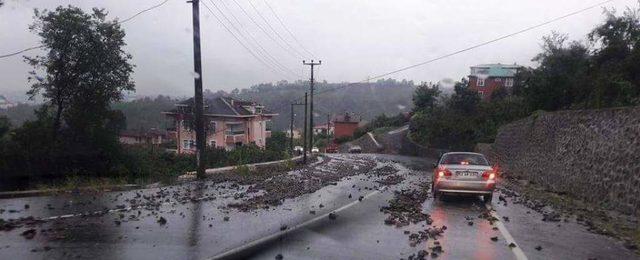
xmin=489 ymin=106 xmax=640 ymax=214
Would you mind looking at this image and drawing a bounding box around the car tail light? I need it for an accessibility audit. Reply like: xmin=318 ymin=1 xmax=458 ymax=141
xmin=436 ymin=168 xmax=452 ymax=179
xmin=482 ymin=170 xmax=496 ymax=180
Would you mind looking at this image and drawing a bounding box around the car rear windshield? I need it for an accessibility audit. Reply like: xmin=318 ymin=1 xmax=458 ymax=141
xmin=440 ymin=154 xmax=489 ymax=166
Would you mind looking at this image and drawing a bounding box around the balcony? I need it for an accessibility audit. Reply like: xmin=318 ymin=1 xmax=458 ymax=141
xmin=226 ymin=133 xmax=246 ymax=144
xmin=225 ymin=130 xmax=245 ymax=135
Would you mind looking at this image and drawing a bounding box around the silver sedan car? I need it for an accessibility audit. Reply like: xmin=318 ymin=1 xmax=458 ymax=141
xmin=431 ymin=152 xmax=497 ymax=203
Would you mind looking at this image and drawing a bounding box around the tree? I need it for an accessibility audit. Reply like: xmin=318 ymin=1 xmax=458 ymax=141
xmin=25 ymin=6 xmax=134 ymax=142
xmin=0 ymin=116 xmax=9 ymax=139
xmin=413 ymin=83 xmax=441 ymax=111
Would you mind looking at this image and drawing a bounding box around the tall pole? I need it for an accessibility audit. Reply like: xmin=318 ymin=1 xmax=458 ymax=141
xmin=302 ymin=93 xmax=308 ymax=163
xmin=190 ymin=0 xmax=206 ymax=179
xmin=303 ymin=60 xmax=321 ymax=153
xmin=326 ymin=114 xmax=330 ymax=152
xmin=289 ymin=103 xmax=294 ymax=156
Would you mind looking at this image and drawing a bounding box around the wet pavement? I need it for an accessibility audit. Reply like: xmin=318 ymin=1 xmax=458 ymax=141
xmin=0 ymin=154 xmax=637 ymax=260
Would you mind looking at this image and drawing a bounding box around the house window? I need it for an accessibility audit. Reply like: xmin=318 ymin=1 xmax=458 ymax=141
xmin=183 ymin=140 xmax=189 ymax=149
xmin=477 ymin=78 xmax=485 ymax=87
xmin=208 ymin=121 xmax=216 ymax=133
xmin=478 ymin=91 xmax=484 ymax=98
xmin=505 ymin=78 xmax=514 ymax=87
xmin=210 ymin=140 xmax=216 ymax=147
xmin=189 ymin=140 xmax=195 ymax=148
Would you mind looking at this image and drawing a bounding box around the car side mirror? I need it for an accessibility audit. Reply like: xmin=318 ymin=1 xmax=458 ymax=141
xmin=431 ymin=163 xmax=437 ymax=169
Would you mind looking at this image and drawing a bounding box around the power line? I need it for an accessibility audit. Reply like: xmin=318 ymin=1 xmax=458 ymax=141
xmin=120 ymin=0 xmax=170 ymax=24
xmin=0 ymin=0 xmax=171 ymax=59
xmin=213 ymin=0 xmax=302 ymax=78
xmin=245 ymin=0 xmax=307 ymax=59
xmin=309 ymin=0 xmax=618 ymax=100
xmin=365 ymin=0 xmax=616 ymax=82
xmin=261 ymin=0 xmax=315 ymax=58
xmin=201 ymin=1 xmax=297 ymax=79
xmin=228 ymin=0 xmax=301 ymax=60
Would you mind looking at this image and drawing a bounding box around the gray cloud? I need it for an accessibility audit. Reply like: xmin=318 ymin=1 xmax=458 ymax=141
xmin=0 ymin=0 xmax=631 ymax=101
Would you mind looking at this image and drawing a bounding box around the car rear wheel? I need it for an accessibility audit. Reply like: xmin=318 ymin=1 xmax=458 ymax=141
xmin=484 ymin=193 xmax=493 ymax=204
xmin=431 ymin=182 xmax=440 ymax=200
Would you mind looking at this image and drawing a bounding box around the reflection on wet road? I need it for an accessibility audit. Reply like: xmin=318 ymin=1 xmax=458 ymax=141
xmin=0 ymin=154 xmax=637 ymax=260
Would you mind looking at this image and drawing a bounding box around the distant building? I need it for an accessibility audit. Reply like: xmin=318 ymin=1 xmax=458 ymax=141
xmin=163 ymin=96 xmax=277 ymax=153
xmin=119 ymin=128 xmax=168 ymax=145
xmin=333 ymin=113 xmax=359 ymax=139
xmin=468 ymin=63 xmax=522 ymax=101
xmin=0 ymin=95 xmax=16 ymax=109
xmin=313 ymin=122 xmax=334 ymax=135
xmin=286 ymin=129 xmax=302 ymax=139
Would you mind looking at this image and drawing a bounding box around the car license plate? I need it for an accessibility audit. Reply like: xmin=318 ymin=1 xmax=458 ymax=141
xmin=457 ymin=171 xmax=477 ymax=178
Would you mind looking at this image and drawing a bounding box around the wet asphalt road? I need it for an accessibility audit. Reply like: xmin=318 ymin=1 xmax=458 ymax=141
xmin=0 ymin=154 xmax=637 ymax=260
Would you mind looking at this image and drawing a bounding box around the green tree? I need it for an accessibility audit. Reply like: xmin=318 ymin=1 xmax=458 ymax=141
xmin=413 ymin=83 xmax=441 ymax=111
xmin=266 ymin=131 xmax=288 ymax=153
xmin=26 ymin=6 xmax=134 ymax=142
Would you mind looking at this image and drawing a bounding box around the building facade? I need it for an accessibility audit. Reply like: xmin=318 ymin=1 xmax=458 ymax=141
xmin=163 ymin=96 xmax=276 ymax=153
xmin=333 ymin=113 xmax=359 ymax=139
xmin=468 ymin=63 xmax=522 ymax=101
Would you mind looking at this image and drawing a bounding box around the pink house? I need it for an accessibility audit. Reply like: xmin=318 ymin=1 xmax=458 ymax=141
xmin=163 ymin=96 xmax=277 ymax=153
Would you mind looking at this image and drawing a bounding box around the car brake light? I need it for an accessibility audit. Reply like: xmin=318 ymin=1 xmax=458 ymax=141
xmin=437 ymin=168 xmax=452 ymax=179
xmin=482 ymin=170 xmax=496 ymax=180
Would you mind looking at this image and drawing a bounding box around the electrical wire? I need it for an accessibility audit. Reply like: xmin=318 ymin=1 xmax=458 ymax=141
xmin=0 ymin=0 xmax=171 ymax=59
xmin=228 ymin=0 xmax=301 ymax=60
xmin=212 ymin=0 xmax=302 ymax=78
xmin=245 ymin=0 xmax=306 ymax=59
xmin=261 ymin=0 xmax=315 ymax=58
xmin=200 ymin=1 xmax=289 ymax=78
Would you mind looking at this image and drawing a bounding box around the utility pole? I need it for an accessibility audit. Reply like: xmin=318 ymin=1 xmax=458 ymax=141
xmin=290 ymin=103 xmax=294 ymax=156
xmin=189 ymin=0 xmax=206 ymax=179
xmin=303 ymin=60 xmax=321 ymax=153
xmin=302 ymin=93 xmax=308 ymax=163
xmin=289 ymin=102 xmax=304 ymax=156
xmin=326 ymin=114 xmax=330 ymax=152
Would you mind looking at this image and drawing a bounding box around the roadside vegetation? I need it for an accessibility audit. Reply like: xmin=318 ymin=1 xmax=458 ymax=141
xmin=410 ymin=7 xmax=640 ymax=150
xmin=0 ymin=7 xmax=287 ymax=191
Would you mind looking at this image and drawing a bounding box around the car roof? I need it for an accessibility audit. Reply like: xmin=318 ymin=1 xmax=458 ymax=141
xmin=442 ymin=152 xmax=484 ymax=156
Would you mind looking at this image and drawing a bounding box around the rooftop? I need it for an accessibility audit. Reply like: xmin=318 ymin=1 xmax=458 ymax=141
xmin=166 ymin=96 xmax=276 ymax=117
xmin=470 ymin=63 xmax=522 ymax=78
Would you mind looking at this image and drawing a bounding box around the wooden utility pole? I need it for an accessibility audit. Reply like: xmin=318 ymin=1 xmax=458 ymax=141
xmin=326 ymin=114 xmax=330 ymax=152
xmin=302 ymin=93 xmax=308 ymax=163
xmin=189 ymin=0 xmax=206 ymax=179
xmin=289 ymin=102 xmax=304 ymax=156
xmin=290 ymin=103 xmax=295 ymax=156
xmin=303 ymin=60 xmax=321 ymax=154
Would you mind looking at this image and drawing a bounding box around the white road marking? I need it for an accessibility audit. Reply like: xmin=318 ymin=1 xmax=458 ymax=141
xmin=208 ymin=187 xmax=387 ymax=260
xmin=388 ymin=125 xmax=409 ymax=135
xmin=367 ymin=132 xmax=382 ymax=147
xmin=486 ymin=204 xmax=529 ymax=260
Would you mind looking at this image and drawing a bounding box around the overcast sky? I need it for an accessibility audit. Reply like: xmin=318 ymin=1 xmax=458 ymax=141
xmin=0 ymin=0 xmax=635 ymax=101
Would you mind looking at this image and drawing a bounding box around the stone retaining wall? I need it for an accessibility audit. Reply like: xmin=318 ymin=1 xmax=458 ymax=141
xmin=491 ymin=106 xmax=640 ymax=215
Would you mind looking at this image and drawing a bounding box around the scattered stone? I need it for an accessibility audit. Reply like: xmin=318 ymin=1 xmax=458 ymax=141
xmin=508 ymin=243 xmax=517 ymax=248
xmin=275 ymin=253 xmax=283 ymax=260
xmin=21 ymin=229 xmax=36 ymax=239
xmin=358 ymin=196 xmax=364 ymax=202
xmin=468 ymin=221 xmax=474 ymax=226
xmin=490 ymin=236 xmax=498 ymax=242
xmin=309 ymin=210 xmax=316 ymax=215
xmin=318 ymin=204 xmax=324 ymax=208
xmin=328 ymin=212 xmax=338 ymax=220
xmin=223 ymin=216 xmax=230 ymax=221
xmin=157 ymin=217 xmax=167 ymax=225
xmin=535 ymin=245 xmax=542 ymax=251
xmin=24 ymin=204 xmax=30 ymax=209
xmin=348 ymin=194 xmax=352 ymax=199
xmin=280 ymin=225 xmax=288 ymax=231
xmin=502 ymin=216 xmax=510 ymax=222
